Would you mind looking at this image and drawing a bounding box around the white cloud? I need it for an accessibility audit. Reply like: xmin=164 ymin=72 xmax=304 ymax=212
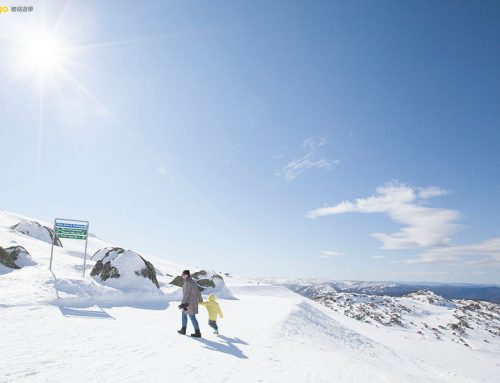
xmin=408 ymin=237 xmax=500 ymax=265
xmin=371 ymin=255 xmax=386 ymax=259
xmin=307 ymin=181 xmax=500 ymax=268
xmin=319 ymin=250 xmax=344 ymax=258
xmin=392 ymin=270 xmax=451 ymax=277
xmin=418 ymin=186 xmax=448 ymax=199
xmin=404 ymin=253 xmax=461 ymax=265
xmin=307 ymin=182 xmax=500 ymax=268
xmin=279 ymin=137 xmax=338 ymax=181
xmin=307 ymin=181 xmax=460 ymax=249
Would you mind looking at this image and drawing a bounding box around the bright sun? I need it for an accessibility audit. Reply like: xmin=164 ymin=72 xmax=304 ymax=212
xmin=25 ymin=35 xmax=64 ymax=69
xmin=16 ymin=31 xmax=71 ymax=77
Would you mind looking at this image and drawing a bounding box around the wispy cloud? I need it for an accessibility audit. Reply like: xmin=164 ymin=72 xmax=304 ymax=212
xmin=408 ymin=237 xmax=500 ymax=265
xmin=307 ymin=181 xmax=459 ymax=249
xmin=371 ymin=255 xmax=386 ymax=259
xmin=279 ymin=137 xmax=338 ymax=181
xmin=391 ymin=270 xmax=451 ymax=277
xmin=319 ymin=250 xmax=344 ymax=258
xmin=306 ymin=181 xmax=500 ymax=267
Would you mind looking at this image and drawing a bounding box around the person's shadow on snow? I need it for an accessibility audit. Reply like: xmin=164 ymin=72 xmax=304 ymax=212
xmin=193 ymin=335 xmax=249 ymax=359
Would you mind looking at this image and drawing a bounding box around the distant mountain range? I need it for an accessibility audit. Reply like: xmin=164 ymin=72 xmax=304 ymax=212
xmin=261 ymin=278 xmax=500 ymax=349
xmin=261 ymin=279 xmax=500 ymax=303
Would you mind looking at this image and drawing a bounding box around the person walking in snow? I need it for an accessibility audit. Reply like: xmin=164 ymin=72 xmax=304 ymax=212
xmin=178 ymin=270 xmax=203 ymax=338
xmin=200 ymin=294 xmax=224 ymax=335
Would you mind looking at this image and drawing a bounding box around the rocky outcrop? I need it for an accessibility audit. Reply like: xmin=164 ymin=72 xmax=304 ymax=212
xmin=0 ymin=246 xmax=20 ymax=269
xmin=91 ymin=247 xmax=123 ymax=280
xmin=91 ymin=247 xmax=159 ymax=289
xmin=290 ymin=285 xmax=500 ymax=348
xmin=135 ymin=258 xmax=159 ymax=288
xmin=0 ymin=245 xmax=33 ymax=269
xmin=170 ymin=270 xmax=225 ymax=292
xmin=10 ymin=221 xmax=62 ymax=247
xmin=170 ymin=275 xmax=185 ymax=288
xmin=404 ymin=290 xmax=455 ymax=307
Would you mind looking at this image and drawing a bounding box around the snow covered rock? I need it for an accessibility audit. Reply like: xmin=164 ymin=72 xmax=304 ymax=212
xmin=405 ymin=290 xmax=454 ymax=307
xmin=283 ymin=282 xmax=338 ymax=298
xmin=315 ymin=292 xmax=411 ymax=327
xmin=10 ymin=221 xmax=62 ymax=247
xmin=90 ymin=247 xmax=160 ymax=290
xmin=170 ymin=269 xmax=225 ymax=293
xmin=0 ymin=245 xmax=34 ymax=270
xmin=0 ymin=246 xmax=19 ymax=269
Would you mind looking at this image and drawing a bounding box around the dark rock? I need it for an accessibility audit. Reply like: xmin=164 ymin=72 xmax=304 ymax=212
xmin=135 ymin=256 xmax=160 ymax=288
xmin=169 ymin=269 xmax=224 ymax=291
xmin=170 ymin=275 xmax=184 ymax=288
xmin=91 ymin=260 xmax=120 ymax=281
xmin=0 ymin=245 xmax=32 ymax=269
xmin=0 ymin=246 xmax=20 ymax=269
xmin=90 ymin=247 xmax=124 ymax=280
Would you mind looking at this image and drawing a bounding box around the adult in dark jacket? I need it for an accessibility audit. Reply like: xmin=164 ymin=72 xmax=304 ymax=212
xmin=177 ymin=270 xmax=203 ymax=337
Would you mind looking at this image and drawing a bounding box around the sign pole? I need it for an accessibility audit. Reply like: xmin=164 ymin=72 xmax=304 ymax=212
xmin=83 ymin=222 xmax=89 ymax=278
xmin=49 ymin=218 xmax=56 ymax=270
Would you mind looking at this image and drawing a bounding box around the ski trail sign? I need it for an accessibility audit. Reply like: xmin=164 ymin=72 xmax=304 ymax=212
xmin=49 ymin=218 xmax=90 ymax=277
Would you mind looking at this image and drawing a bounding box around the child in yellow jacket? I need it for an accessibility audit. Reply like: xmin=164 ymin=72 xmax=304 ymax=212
xmin=200 ymin=294 xmax=223 ymax=334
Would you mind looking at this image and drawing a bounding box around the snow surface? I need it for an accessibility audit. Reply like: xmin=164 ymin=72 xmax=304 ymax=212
xmin=1 ymin=210 xmax=499 ymax=382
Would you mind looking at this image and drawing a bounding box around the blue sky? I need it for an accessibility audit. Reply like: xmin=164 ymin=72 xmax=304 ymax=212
xmin=1 ymin=0 xmax=499 ymax=283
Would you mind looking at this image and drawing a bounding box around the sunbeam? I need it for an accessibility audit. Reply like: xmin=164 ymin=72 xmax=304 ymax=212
xmin=35 ymin=76 xmax=44 ymax=215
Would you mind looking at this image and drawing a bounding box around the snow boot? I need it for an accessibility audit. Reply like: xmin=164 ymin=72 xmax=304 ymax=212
xmin=191 ymin=330 xmax=202 ymax=338
xmin=177 ymin=327 xmax=186 ymax=335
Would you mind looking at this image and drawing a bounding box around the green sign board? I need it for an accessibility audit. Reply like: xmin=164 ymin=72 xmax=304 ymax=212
xmin=56 ymin=233 xmax=87 ymax=240
xmin=55 ymin=222 xmax=88 ymax=240
xmin=50 ymin=218 xmax=90 ymax=278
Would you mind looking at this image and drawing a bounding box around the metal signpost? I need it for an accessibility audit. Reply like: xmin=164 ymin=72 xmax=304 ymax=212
xmin=49 ymin=218 xmax=90 ymax=277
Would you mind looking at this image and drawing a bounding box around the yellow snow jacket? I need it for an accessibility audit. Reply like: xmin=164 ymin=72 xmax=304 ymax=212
xmin=200 ymin=294 xmax=224 ymax=321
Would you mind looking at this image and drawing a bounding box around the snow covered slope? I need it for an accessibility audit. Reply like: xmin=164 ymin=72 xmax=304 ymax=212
xmin=266 ymin=279 xmax=499 ymax=349
xmin=1 ymin=211 xmax=499 ymax=382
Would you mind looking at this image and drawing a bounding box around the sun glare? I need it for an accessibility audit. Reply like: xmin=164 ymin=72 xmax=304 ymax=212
xmin=15 ymin=31 xmax=71 ymax=77
xmin=25 ymin=35 xmax=63 ymax=68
